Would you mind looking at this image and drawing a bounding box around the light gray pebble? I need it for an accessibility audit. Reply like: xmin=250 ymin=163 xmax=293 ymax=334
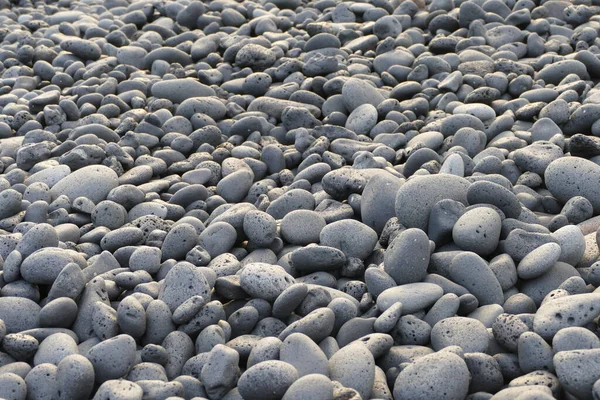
xmin=238 ymin=360 xmax=298 ymax=400
xmin=86 ymin=334 xmax=137 ymax=383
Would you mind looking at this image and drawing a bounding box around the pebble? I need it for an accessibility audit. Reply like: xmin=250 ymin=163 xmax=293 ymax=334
xmin=393 ymin=350 xmax=470 ymax=400
xmin=384 ymin=228 xmax=430 ymax=285
xmin=329 ymin=342 xmax=375 ymax=399
xmin=395 ymin=174 xmax=469 ymax=231
xmin=0 ymin=0 xmax=599 ymax=396
xmin=50 ymin=165 xmax=119 ymax=204
xmin=238 ymin=360 xmax=298 ymax=400
xmin=377 ymin=283 xmax=444 ymax=313
xmin=431 ymin=317 xmax=489 ymax=353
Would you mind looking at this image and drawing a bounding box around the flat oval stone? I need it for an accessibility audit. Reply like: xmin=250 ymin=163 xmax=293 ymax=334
xmin=151 ymin=78 xmax=215 ymax=103
xmin=384 ymin=228 xmax=430 ymax=285
xmin=545 ymin=157 xmax=600 ymax=214
xmin=0 ymin=297 xmax=40 ymax=333
xmin=554 ymin=349 xmax=600 ymax=399
xmin=452 ymin=207 xmax=502 ymax=256
xmin=377 ymin=283 xmax=444 ymax=313
xmin=238 ymin=360 xmax=298 ymax=400
xmin=240 ymin=263 xmax=295 ymax=302
xmin=50 ymin=165 xmax=118 ymax=204
xmin=533 ymin=293 xmax=600 ymax=340
xmin=431 ymin=317 xmax=489 ymax=353
xmin=395 ymin=174 xmax=469 ymax=231
xmin=393 ymin=351 xmax=470 ymax=400
xmin=449 ymin=252 xmax=504 ymax=306
xmin=361 ymin=173 xmax=404 ymax=234
xmin=517 ymin=242 xmax=562 ymax=280
xmin=329 ymin=342 xmax=375 ymax=399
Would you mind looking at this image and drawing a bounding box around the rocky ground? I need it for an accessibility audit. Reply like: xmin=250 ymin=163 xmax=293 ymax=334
xmin=1 ymin=0 xmax=600 ymax=398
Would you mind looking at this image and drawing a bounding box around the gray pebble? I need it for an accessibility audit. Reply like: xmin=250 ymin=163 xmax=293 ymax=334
xmin=238 ymin=360 xmax=298 ymax=400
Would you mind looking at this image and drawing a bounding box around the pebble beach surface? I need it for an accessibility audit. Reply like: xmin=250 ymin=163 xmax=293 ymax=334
xmin=2 ymin=0 xmax=600 ymax=398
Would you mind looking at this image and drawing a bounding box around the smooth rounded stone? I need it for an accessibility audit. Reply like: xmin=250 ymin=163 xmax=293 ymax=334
xmin=0 ymin=189 xmax=22 ymax=219
xmin=158 ymin=262 xmax=211 ymax=312
xmin=536 ymin=60 xmax=590 ymax=85
xmin=280 ymin=210 xmax=326 ymax=245
xmin=492 ymin=386 xmax=553 ymax=399
xmin=377 ymin=283 xmax=444 ymax=313
xmin=517 ymin=242 xmax=562 ymax=280
xmin=25 ymin=363 xmax=58 ymax=400
xmin=329 ymin=342 xmax=375 ymax=400
xmin=199 ymin=222 xmax=237 ymax=258
xmin=467 ymin=180 xmax=521 ymax=219
xmin=235 ymin=44 xmax=277 ymax=70
xmin=290 ymin=245 xmax=346 ymax=272
xmin=545 ymin=157 xmax=600 ymax=214
xmin=0 ymin=297 xmax=40 ymax=333
xmin=552 ymin=225 xmax=585 ymax=266
xmin=428 ymin=199 xmax=466 ymax=245
xmin=520 ymin=262 xmax=580 ymax=306
xmin=342 ymin=78 xmax=385 ymax=112
xmin=383 ymin=228 xmax=430 ymax=285
xmin=117 ymin=296 xmax=146 ymax=339
xmin=0 ymin=373 xmax=27 ymax=400
xmin=508 ymin=370 xmax=561 ymax=398
xmin=345 ymin=104 xmax=378 ymax=135
xmin=449 ymin=252 xmax=504 ymax=306
xmin=492 ymin=313 xmax=531 ymax=352
xmin=201 ymin=344 xmax=239 ymax=399
xmin=160 ymin=224 xmax=197 ymax=261
xmin=243 ymin=210 xmax=277 ymax=247
xmin=562 ymin=196 xmax=594 ymax=225
xmin=240 ymin=263 xmax=294 ymax=302
xmin=554 ymin=349 xmax=600 ymax=399
xmin=393 ymin=350 xmax=470 ymax=400
xmin=87 ymin=334 xmax=137 ymax=383
xmin=532 ymin=293 xmax=600 ymax=340
xmin=361 ymin=173 xmax=404 ymax=234
xmin=15 ymin=223 xmax=59 ymax=258
xmin=280 ymin=333 xmax=329 ymax=377
xmin=512 ymin=143 xmax=563 ymax=176
xmin=501 ymin=229 xmax=557 ymax=263
xmin=395 ymin=174 xmax=469 ymax=231
xmin=282 ymin=374 xmax=334 ymax=400
xmin=517 ymin=331 xmax=554 ymax=373
xmin=24 ymin=165 xmax=71 ymax=188
xmin=247 ymin=337 xmax=282 ymax=368
xmin=217 ymin=169 xmax=254 ymax=203
xmin=319 ymin=219 xmax=377 ymax=260
xmin=278 ymin=308 xmax=335 ymax=343
xmin=129 ymin=246 xmax=162 ymax=275
xmin=20 ymin=247 xmax=73 ymax=285
xmin=552 ymin=327 xmax=600 ymax=352
xmin=431 ymin=317 xmax=489 ymax=353
xmin=272 ymin=283 xmax=308 ymax=319
xmin=56 ymin=354 xmax=95 ymax=400
xmin=336 ymin=318 xmax=376 ymax=348
xmin=392 ymin=315 xmax=432 ymax=346
xmin=424 ymin=294 xmax=460 ymax=327
xmin=464 ymin=352 xmax=504 ymax=394
xmin=452 ymin=207 xmax=502 ymax=256
xmin=503 ymin=294 xmax=536 ymax=315
xmin=375 ymin=302 xmax=403 ymax=333
xmin=2 ymin=333 xmax=38 ymax=361
xmin=93 ymin=380 xmax=143 ymax=400
xmin=453 ymin=104 xmax=496 ymax=121
xmin=151 ymin=78 xmax=215 ymax=104
xmin=50 ymin=165 xmax=118 ymax=204
xmin=238 ymin=360 xmax=298 ymax=400
xmin=33 ymin=333 xmax=78 ymax=366
xmin=39 ymin=298 xmax=78 ymax=328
